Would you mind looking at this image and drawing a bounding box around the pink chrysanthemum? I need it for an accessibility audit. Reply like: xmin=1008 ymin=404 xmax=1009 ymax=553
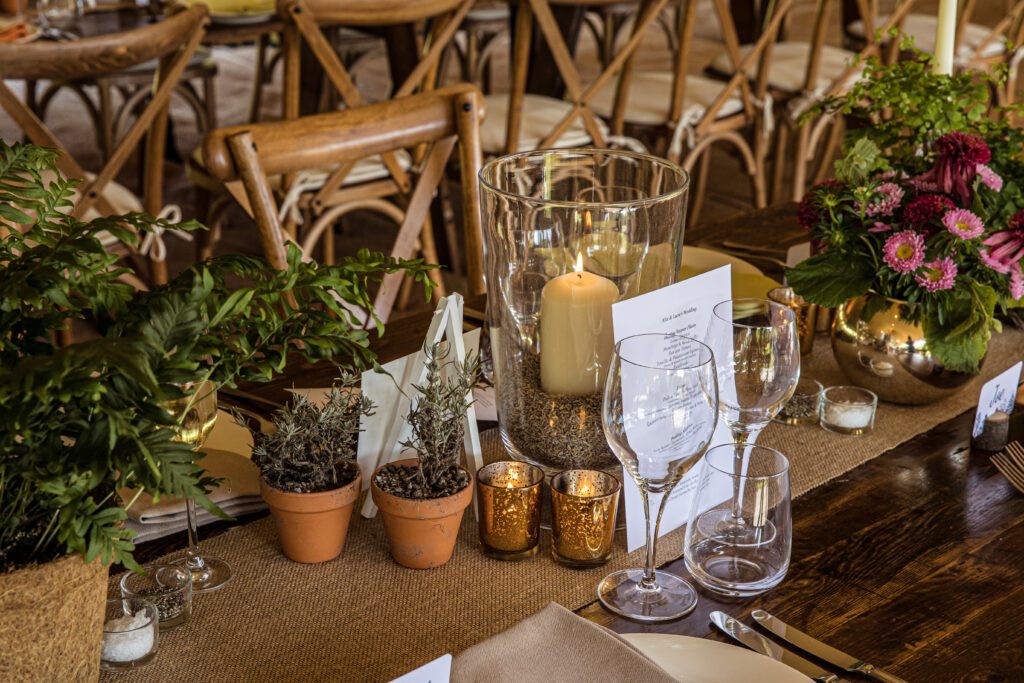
xmin=977 ymin=164 xmax=1003 ymax=192
xmin=980 ymin=211 xmax=1024 ymax=273
xmin=903 ymin=194 xmax=955 ymax=229
xmin=865 ymin=182 xmax=905 ymax=217
xmin=1011 ymin=267 xmax=1024 ymax=300
xmin=883 ymin=230 xmax=926 ymax=273
xmin=942 ymin=208 xmax=985 ymax=239
xmin=915 ymin=257 xmax=957 ymax=292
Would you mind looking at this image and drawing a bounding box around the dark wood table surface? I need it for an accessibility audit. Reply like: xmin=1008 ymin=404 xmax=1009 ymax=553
xmin=138 ymin=203 xmax=1024 ymax=682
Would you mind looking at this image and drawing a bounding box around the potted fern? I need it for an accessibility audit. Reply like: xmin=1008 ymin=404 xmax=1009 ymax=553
xmin=251 ymin=380 xmax=373 ymax=563
xmin=0 ymin=142 xmax=432 ymax=680
xmin=371 ymin=344 xmax=480 ymax=569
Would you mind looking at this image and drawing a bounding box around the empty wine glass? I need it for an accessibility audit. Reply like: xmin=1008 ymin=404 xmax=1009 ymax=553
xmin=166 ymin=381 xmax=232 ymax=593
xmin=599 ymin=333 xmax=718 ymax=621
xmin=685 ymin=443 xmax=792 ymax=596
xmin=703 ymin=299 xmax=799 ymax=545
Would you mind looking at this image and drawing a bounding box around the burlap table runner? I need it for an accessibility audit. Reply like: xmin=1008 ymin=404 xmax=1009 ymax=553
xmin=102 ymin=329 xmax=1024 ymax=683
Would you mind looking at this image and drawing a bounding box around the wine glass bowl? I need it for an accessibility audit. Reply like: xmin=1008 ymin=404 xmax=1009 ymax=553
xmin=598 ymin=333 xmax=718 ymax=622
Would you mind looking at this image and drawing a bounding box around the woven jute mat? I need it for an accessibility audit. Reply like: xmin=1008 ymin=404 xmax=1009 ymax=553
xmin=102 ymin=329 xmax=1024 ymax=683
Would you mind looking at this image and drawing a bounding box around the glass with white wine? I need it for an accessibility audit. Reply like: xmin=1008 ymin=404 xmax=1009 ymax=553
xmin=166 ymin=381 xmax=231 ymax=592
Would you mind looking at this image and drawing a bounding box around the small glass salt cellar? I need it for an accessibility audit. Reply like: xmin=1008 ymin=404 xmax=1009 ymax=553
xmin=775 ymin=377 xmax=824 ymax=426
xmin=101 ymin=597 xmax=159 ymax=670
xmin=820 ymin=386 xmax=877 ymax=435
xmin=120 ymin=563 xmax=192 ymax=630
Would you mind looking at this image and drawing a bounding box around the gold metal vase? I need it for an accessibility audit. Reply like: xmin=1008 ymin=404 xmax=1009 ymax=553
xmin=831 ymin=293 xmax=980 ymax=405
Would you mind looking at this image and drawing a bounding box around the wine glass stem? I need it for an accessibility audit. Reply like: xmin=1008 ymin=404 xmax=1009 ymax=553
xmin=728 ymin=425 xmax=762 ymax=522
xmin=184 ymin=497 xmax=207 ymax=572
xmin=640 ymin=489 xmax=670 ymax=590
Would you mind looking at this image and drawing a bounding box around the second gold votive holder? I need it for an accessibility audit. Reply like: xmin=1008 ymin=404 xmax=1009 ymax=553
xmin=476 ymin=461 xmax=544 ymax=560
xmin=768 ymin=286 xmax=818 ymax=355
xmin=550 ymin=469 xmax=620 ymax=567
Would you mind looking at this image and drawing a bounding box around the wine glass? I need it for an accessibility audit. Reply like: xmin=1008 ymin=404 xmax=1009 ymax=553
xmin=599 ymin=333 xmax=718 ymax=621
xmin=703 ymin=299 xmax=799 ymax=544
xmin=166 ymin=381 xmax=232 ymax=593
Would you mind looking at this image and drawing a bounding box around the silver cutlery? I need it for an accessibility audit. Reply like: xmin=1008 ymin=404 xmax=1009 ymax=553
xmin=709 ymin=611 xmax=840 ymax=683
xmin=993 ymin=441 xmax=1024 ymax=494
xmin=752 ymin=610 xmax=907 ymax=683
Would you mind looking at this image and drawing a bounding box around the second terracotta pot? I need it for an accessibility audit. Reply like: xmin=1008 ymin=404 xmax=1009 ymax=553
xmin=260 ymin=470 xmax=361 ymax=563
xmin=371 ymin=459 xmax=472 ymax=569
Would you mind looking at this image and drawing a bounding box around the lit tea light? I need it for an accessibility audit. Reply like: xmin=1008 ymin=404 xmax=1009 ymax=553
xmin=550 ymin=469 xmax=620 ymax=567
xmin=476 ymin=461 xmax=544 ymax=561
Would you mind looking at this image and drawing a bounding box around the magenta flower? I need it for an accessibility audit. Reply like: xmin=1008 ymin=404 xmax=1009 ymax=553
xmin=977 ymin=164 xmax=1003 ymax=192
xmin=917 ymin=132 xmax=991 ymax=203
xmin=915 ymin=257 xmax=957 ymax=292
xmin=868 ymin=221 xmax=892 ymax=233
xmin=981 ymin=228 xmax=1024 ymax=273
xmin=883 ymin=230 xmax=926 ymax=273
xmin=1011 ymin=267 xmax=1024 ymax=300
xmin=865 ymin=182 xmax=904 ymax=217
xmin=942 ymin=208 xmax=985 ymax=239
xmin=903 ymin=194 xmax=954 ymax=229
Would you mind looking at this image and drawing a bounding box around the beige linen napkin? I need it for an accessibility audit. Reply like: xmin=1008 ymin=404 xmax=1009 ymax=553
xmin=452 ymin=602 xmax=677 ymax=682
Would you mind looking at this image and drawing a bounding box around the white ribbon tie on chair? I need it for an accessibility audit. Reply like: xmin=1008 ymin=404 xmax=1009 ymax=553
xmin=138 ymin=205 xmax=193 ymax=263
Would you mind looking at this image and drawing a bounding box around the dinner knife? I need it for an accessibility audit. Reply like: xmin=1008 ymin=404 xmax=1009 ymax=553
xmin=751 ymin=610 xmax=907 ymax=683
xmin=709 ymin=611 xmax=840 ymax=683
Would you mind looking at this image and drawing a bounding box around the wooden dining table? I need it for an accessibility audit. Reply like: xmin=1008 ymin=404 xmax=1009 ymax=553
xmin=137 ymin=202 xmax=1024 ymax=681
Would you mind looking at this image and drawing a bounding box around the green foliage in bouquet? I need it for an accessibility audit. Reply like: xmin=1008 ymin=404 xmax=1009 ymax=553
xmin=0 ymin=142 xmax=434 ymax=572
xmin=788 ymin=52 xmax=1024 ymax=373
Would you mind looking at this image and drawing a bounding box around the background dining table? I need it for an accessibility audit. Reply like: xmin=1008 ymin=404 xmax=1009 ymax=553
xmin=136 ymin=203 xmax=1024 ymax=681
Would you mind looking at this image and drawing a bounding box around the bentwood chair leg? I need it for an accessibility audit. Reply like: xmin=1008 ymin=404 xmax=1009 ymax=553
xmin=97 ymin=79 xmax=114 ymax=161
xmin=249 ymin=34 xmax=269 ymax=123
xmin=323 ymin=219 xmax=335 ymax=265
xmin=686 ymin=150 xmax=711 ymax=229
xmin=771 ymin=120 xmax=790 ymax=205
xmin=811 ymin=117 xmax=845 ymax=185
xmin=418 ymin=214 xmax=447 ymax=301
xmin=791 ymin=122 xmax=813 ymax=202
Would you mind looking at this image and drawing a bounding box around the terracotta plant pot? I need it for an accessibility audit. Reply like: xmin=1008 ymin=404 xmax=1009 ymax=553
xmin=260 ymin=470 xmax=362 ymax=563
xmin=371 ymin=458 xmax=472 ymax=569
xmin=0 ymin=553 xmax=108 ymax=682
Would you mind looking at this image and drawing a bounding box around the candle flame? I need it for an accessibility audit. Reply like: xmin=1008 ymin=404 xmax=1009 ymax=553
xmin=574 ymin=252 xmax=583 ymax=274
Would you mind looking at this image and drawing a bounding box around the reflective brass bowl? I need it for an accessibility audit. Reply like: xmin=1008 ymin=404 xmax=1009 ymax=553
xmin=831 ymin=294 xmax=980 ymax=405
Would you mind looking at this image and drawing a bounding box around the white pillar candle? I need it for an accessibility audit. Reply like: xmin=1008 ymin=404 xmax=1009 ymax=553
xmin=539 ymin=254 xmax=618 ymax=396
xmin=933 ymin=0 xmax=958 ymax=76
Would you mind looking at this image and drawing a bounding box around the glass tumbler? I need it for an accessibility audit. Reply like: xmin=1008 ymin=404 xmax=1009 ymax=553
xmin=120 ymin=564 xmax=192 ymax=630
xmin=479 ymin=149 xmax=689 ymax=475
xmin=101 ymin=598 xmax=159 ymax=670
xmin=684 ymin=443 xmax=791 ymax=597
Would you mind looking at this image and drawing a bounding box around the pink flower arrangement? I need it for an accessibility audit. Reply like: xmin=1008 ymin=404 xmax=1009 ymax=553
xmin=942 ymin=208 xmax=985 ymax=239
xmin=883 ymin=230 xmax=926 ymax=273
xmin=865 ymin=182 xmax=904 ymax=217
xmin=915 ymin=257 xmax=957 ymax=291
xmin=915 ymin=132 xmax=990 ymax=203
xmin=1011 ymin=267 xmax=1024 ymax=301
xmin=977 ymin=164 xmax=1003 ymax=192
xmin=980 ymin=213 xmax=1024 ymax=273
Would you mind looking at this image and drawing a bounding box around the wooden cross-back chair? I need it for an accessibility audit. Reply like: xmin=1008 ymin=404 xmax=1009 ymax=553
xmin=587 ymin=0 xmax=794 ymax=226
xmin=708 ymin=0 xmax=917 ymax=201
xmin=481 ymin=0 xmax=673 ymax=156
xmin=201 ymin=84 xmax=486 ymax=323
xmin=0 ymin=5 xmax=208 ymax=285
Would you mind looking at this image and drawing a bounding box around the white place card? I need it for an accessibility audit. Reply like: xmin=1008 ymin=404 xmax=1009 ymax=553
xmin=611 ymin=266 xmax=734 ymax=552
xmin=973 ymin=361 xmax=1022 ymax=437
xmin=388 ymin=654 xmax=452 ymax=683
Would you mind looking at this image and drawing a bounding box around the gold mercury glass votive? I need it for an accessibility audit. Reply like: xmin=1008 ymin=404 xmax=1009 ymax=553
xmin=550 ymin=469 xmax=621 ymax=567
xmin=768 ymin=286 xmax=818 ymax=355
xmin=476 ymin=461 xmax=544 ymax=560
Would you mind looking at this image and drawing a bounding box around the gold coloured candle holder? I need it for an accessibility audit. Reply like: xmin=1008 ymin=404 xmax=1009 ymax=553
xmin=550 ymin=469 xmax=620 ymax=567
xmin=476 ymin=461 xmax=544 ymax=560
xmin=768 ymin=286 xmax=818 ymax=355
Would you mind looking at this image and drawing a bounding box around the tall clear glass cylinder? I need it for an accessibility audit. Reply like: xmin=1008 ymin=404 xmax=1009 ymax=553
xmin=479 ymin=149 xmax=690 ymax=474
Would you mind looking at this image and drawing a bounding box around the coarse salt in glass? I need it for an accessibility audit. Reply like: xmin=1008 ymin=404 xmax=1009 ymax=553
xmin=820 ymin=386 xmax=878 ymax=435
xmin=101 ymin=598 xmax=159 ymax=670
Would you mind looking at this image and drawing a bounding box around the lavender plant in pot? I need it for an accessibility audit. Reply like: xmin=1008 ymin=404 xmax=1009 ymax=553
xmin=251 ymin=380 xmax=373 ymax=563
xmin=371 ymin=344 xmax=480 ymax=569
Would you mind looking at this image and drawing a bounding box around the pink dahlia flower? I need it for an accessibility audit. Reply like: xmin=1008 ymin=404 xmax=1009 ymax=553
xmin=915 ymin=257 xmax=957 ymax=292
xmin=883 ymin=230 xmax=926 ymax=273
xmin=942 ymin=208 xmax=985 ymax=239
xmin=917 ymin=132 xmax=991 ymax=203
xmin=865 ymin=182 xmax=904 ymax=217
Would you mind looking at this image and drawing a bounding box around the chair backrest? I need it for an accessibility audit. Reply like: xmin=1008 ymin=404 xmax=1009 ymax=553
xmin=202 ymin=83 xmax=486 ymax=321
xmin=0 ymin=4 xmax=209 ymax=285
xmin=501 ymin=0 xmax=672 ymax=154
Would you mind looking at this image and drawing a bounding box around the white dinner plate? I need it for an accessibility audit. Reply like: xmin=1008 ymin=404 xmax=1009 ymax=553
xmin=621 ymin=633 xmax=813 ymax=683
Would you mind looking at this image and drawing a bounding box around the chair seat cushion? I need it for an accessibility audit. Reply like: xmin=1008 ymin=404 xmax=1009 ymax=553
xmin=848 ymin=14 xmax=1005 ymax=60
xmin=481 ymin=93 xmax=605 ymax=152
xmin=709 ymin=41 xmax=861 ymax=93
xmin=588 ymin=72 xmax=744 ymax=126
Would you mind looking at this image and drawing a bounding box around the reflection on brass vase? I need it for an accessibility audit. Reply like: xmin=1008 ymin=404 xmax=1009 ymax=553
xmin=831 ymin=294 xmax=980 ymax=405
